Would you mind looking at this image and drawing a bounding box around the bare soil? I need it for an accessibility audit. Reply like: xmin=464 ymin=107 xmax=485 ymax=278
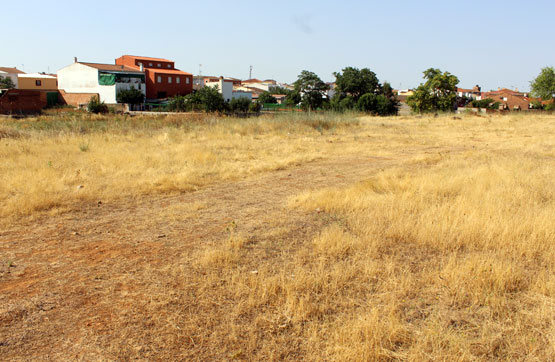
xmin=0 ymin=149 xmax=445 ymax=361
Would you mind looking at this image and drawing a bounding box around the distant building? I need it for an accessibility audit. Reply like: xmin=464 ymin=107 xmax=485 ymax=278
xmin=115 ymin=55 xmax=193 ymax=100
xmin=205 ymin=76 xmax=252 ymax=102
xmin=457 ymin=85 xmax=482 ymax=100
xmin=58 ymin=58 xmax=146 ymax=105
xmin=18 ymin=73 xmax=58 ymax=91
xmin=0 ymin=67 xmax=25 ymax=89
xmin=483 ymin=88 xmax=530 ymax=111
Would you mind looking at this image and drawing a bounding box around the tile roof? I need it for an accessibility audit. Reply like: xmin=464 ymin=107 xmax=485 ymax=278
xmin=120 ymin=55 xmax=172 ymax=62
xmin=148 ymin=68 xmax=192 ymax=75
xmin=79 ymin=62 xmax=144 ymax=73
xmin=0 ymin=67 xmax=25 ymax=74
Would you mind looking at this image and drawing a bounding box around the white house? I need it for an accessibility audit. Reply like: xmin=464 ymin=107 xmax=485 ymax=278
xmin=57 ymin=59 xmax=146 ymax=104
xmin=0 ymin=67 xmax=25 ymax=88
xmin=205 ymin=77 xmax=252 ymax=102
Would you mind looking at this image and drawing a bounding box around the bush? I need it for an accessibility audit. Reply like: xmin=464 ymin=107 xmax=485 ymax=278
xmin=87 ymin=96 xmax=109 ymax=114
xmin=357 ymin=93 xmax=398 ymax=116
xmin=248 ymin=101 xmax=262 ymax=113
xmin=258 ymin=92 xmax=277 ymax=104
xmin=116 ymin=87 xmax=144 ymax=104
xmin=229 ymin=97 xmax=251 ymax=113
xmin=339 ymin=96 xmax=356 ymax=111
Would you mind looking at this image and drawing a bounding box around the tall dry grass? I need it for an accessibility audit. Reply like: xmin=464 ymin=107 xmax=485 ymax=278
xmin=181 ymin=113 xmax=555 ymax=361
xmin=0 ymin=112 xmax=359 ymax=225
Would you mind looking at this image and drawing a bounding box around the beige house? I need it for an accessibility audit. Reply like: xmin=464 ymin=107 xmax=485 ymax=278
xmin=18 ymin=73 xmax=58 ymax=91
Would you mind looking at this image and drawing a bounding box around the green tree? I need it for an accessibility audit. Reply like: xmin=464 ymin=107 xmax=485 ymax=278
xmin=530 ymin=66 xmax=555 ymax=105
xmin=258 ymin=91 xmax=277 ymax=104
xmin=116 ymin=86 xmax=144 ymax=104
xmin=229 ymin=97 xmax=251 ymax=113
xmin=0 ymin=75 xmax=15 ymax=89
xmin=407 ymin=68 xmax=459 ymax=113
xmin=293 ymin=70 xmax=329 ymax=110
xmin=334 ymin=67 xmax=379 ymax=101
xmin=356 ymin=93 xmax=398 ymax=116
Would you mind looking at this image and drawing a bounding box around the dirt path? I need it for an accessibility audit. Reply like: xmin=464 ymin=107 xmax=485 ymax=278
xmin=0 ymin=151 xmax=431 ymax=360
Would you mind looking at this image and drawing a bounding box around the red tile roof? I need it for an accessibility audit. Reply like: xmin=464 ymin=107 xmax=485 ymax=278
xmin=0 ymin=67 xmax=26 ymax=74
xmin=148 ymin=68 xmax=192 ymax=76
xmin=120 ymin=55 xmax=172 ymax=62
xmin=79 ymin=62 xmax=144 ymax=73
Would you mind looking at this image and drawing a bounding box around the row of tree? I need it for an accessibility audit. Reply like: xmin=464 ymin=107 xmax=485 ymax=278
xmin=406 ymin=66 xmax=555 ymax=113
xmin=258 ymin=67 xmax=399 ymax=115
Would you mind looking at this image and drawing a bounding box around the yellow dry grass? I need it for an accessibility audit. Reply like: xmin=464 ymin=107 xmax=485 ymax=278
xmin=1 ymin=112 xmax=554 ymax=361
xmin=0 ymin=112 xmax=359 ymax=226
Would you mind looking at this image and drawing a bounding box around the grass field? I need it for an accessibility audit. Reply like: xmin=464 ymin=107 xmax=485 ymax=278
xmin=1 ymin=112 xmax=554 ymax=361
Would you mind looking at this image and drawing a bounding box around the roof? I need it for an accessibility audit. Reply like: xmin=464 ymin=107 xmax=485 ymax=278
xmin=119 ymin=55 xmax=173 ymax=63
xmin=78 ymin=62 xmax=144 ymax=73
xmin=148 ymin=68 xmax=192 ymax=76
xmin=0 ymin=67 xmax=25 ymax=74
xmin=18 ymin=73 xmax=57 ymax=79
xmin=242 ymin=78 xmax=263 ymax=84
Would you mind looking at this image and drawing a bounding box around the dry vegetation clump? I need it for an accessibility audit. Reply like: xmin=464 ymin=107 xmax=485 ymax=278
xmin=0 ymin=112 xmax=358 ymax=226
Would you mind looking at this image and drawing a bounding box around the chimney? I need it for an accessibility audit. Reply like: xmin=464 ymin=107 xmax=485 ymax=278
xmin=74 ymin=57 xmax=77 ymax=63
xmin=139 ymin=63 xmax=144 ymax=72
xmin=515 ymin=87 xmax=519 ymax=92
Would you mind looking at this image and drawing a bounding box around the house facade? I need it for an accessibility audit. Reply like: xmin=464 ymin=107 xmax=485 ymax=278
xmin=205 ymin=77 xmax=252 ymax=102
xmin=18 ymin=73 xmax=58 ymax=91
xmin=58 ymin=59 xmax=146 ymax=105
xmin=115 ymin=55 xmax=193 ymax=99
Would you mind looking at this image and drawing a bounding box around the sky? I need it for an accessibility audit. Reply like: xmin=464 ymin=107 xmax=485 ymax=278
xmin=3 ymin=0 xmax=554 ymax=91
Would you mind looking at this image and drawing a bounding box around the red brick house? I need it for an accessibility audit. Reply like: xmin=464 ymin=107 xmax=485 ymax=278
xmin=483 ymin=88 xmax=530 ymax=111
xmin=115 ymin=55 xmax=193 ymax=100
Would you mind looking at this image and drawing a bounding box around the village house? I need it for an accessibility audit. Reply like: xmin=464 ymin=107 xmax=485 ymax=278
xmin=18 ymin=73 xmax=58 ymax=91
xmin=205 ymin=76 xmax=252 ymax=102
xmin=115 ymin=55 xmax=193 ymax=100
xmin=0 ymin=67 xmax=25 ymax=88
xmin=483 ymin=88 xmax=530 ymax=111
xmin=457 ymin=85 xmax=482 ymax=100
xmin=57 ymin=58 xmax=146 ymax=106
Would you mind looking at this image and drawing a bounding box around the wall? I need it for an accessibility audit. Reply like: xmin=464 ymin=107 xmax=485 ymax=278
xmin=58 ymin=63 xmax=145 ymax=104
xmin=116 ymin=56 xmax=175 ymax=70
xmin=232 ymin=91 xmax=252 ymax=101
xmin=18 ymin=75 xmax=58 ymax=91
xmin=58 ymin=63 xmax=99 ymax=93
xmin=0 ymin=89 xmax=46 ymax=114
xmin=206 ymin=79 xmax=233 ymax=102
xmin=58 ymin=90 xmax=98 ymax=107
xmin=145 ymin=70 xmax=193 ymax=99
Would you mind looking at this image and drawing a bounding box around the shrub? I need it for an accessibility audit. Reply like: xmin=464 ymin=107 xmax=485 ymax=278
xmin=357 ymin=93 xmax=398 ymax=116
xmin=229 ymin=97 xmax=251 ymax=113
xmin=116 ymin=87 xmax=144 ymax=104
xmin=248 ymin=101 xmax=262 ymax=113
xmin=258 ymin=92 xmax=277 ymax=104
xmin=87 ymin=96 xmax=108 ymax=114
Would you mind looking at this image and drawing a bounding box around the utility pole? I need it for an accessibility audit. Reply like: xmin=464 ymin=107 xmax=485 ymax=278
xmin=249 ymin=65 xmax=253 ymax=80
xmin=198 ymin=64 xmax=202 ymax=88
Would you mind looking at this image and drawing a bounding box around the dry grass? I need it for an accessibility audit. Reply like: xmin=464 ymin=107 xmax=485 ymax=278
xmin=1 ymin=112 xmax=555 ymax=361
xmin=0 ymin=112 xmax=359 ymax=226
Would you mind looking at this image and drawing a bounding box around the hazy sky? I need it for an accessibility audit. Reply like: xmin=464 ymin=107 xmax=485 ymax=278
xmin=4 ymin=0 xmax=554 ymax=91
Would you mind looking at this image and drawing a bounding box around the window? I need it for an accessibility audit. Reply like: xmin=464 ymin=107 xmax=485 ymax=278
xmin=176 ymin=77 xmax=180 ymax=84
xmin=167 ymin=64 xmax=171 ymax=68
xmin=157 ymin=63 xmax=161 ymax=68
xmin=168 ymin=76 xmax=172 ymax=84
xmin=157 ymin=76 xmax=162 ymax=83
xmin=36 ymin=80 xmax=42 ymax=86
xmin=186 ymin=77 xmax=190 ymax=84
xmin=149 ymin=63 xmax=153 ymax=66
